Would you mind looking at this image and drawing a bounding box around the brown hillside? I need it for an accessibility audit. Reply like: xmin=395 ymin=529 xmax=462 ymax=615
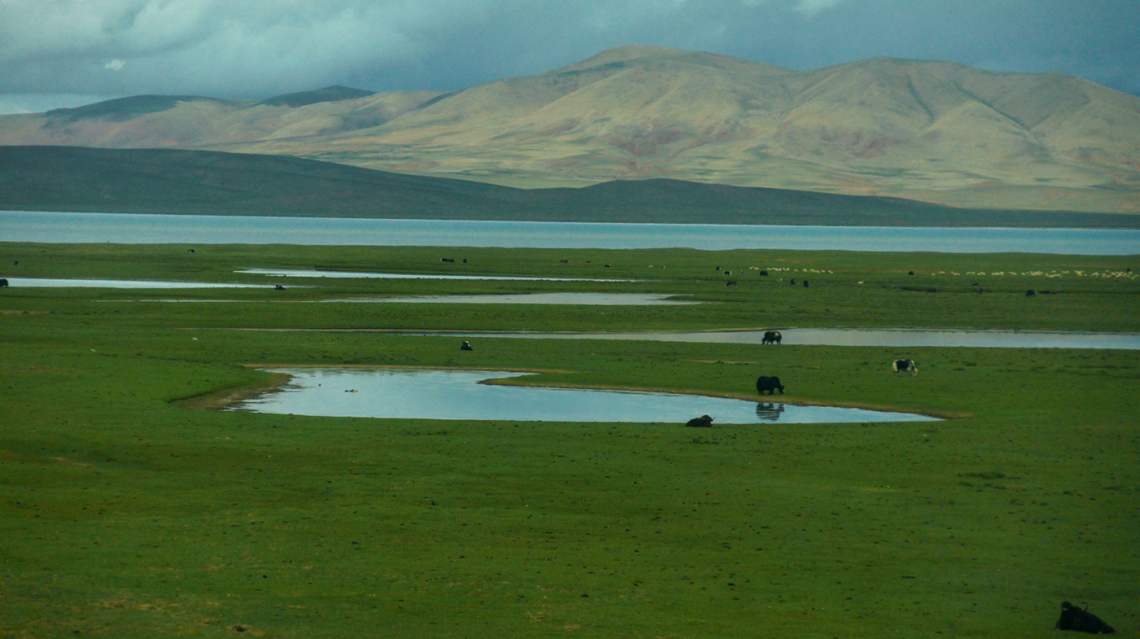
xmin=1 ymin=46 xmax=1137 ymax=213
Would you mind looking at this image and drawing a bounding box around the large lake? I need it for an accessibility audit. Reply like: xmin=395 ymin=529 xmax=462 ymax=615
xmin=3 ymin=211 xmax=1138 ymax=254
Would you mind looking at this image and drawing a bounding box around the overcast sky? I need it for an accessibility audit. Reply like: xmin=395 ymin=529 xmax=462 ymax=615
xmin=1 ymin=0 xmax=1137 ymax=113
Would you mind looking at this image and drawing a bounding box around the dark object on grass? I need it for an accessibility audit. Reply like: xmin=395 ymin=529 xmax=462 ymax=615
xmin=441 ymin=257 xmax=454 ymax=262
xmin=1026 ymin=289 xmax=1037 ymax=297
xmin=460 ymin=340 xmax=473 ymax=351
xmin=274 ymin=284 xmax=285 ymax=291
xmin=187 ymin=249 xmax=195 ymax=253
xmin=908 ymin=270 xmax=915 ymax=275
xmin=892 ymin=359 xmax=918 ymax=375
xmin=685 ymin=415 xmax=714 ymax=428
xmin=726 ymin=280 xmax=737 ymax=287
xmin=462 ymin=258 xmax=467 ymax=263
xmin=1055 ymin=601 xmax=1115 ymax=634
xmin=762 ymin=331 xmax=782 ymax=345
xmin=756 ymin=376 xmax=785 ymax=395
xmin=723 ymin=270 xmax=731 ymax=276
xmin=604 ymin=264 xmax=611 ymax=268
xmin=760 ymin=270 xmax=768 ymax=276
xmin=803 ymin=280 xmax=809 ymax=288
xmin=0 ymin=278 xmax=7 ymax=287
xmin=790 ymin=278 xmax=796 ymax=285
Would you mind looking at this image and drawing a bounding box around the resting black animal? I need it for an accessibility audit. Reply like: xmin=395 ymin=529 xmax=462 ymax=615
xmin=274 ymin=284 xmax=286 ymax=291
xmin=1055 ymin=601 xmax=1115 ymax=634
xmin=756 ymin=376 xmax=785 ymax=395
xmin=761 ymin=331 xmax=782 ymax=345
xmin=759 ymin=270 xmax=768 ymax=276
xmin=1026 ymin=289 xmax=1037 ymax=297
xmin=726 ymin=280 xmax=737 ymax=287
xmin=685 ymin=415 xmax=714 ymax=428
xmin=0 ymin=278 xmax=8 ymax=287
xmin=892 ymin=359 xmax=918 ymax=375
xmin=460 ymin=341 xmax=473 ymax=351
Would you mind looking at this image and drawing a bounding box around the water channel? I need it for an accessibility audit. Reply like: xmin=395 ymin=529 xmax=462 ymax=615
xmin=237 ymin=368 xmax=938 ymax=424
xmin=449 ymin=328 xmax=1140 ymax=350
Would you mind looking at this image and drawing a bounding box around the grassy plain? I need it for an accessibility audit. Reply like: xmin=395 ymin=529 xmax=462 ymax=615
xmin=1 ymin=243 xmax=1138 ymax=638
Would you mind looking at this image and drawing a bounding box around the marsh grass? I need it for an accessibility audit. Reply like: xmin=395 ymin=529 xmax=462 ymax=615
xmin=1 ymin=243 xmax=1137 ymax=637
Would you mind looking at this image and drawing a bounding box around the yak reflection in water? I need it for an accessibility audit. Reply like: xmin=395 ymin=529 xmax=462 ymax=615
xmin=755 ymin=402 xmax=786 ymax=422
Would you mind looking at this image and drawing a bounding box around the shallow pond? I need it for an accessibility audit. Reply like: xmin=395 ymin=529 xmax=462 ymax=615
xmin=237 ymin=268 xmax=633 ymax=282
xmin=1 ymin=277 xmax=276 ymax=289
xmin=324 ymin=293 xmax=699 ymax=305
xmin=457 ymin=328 xmax=1140 ymax=350
xmin=236 ymin=369 xmax=937 ymax=424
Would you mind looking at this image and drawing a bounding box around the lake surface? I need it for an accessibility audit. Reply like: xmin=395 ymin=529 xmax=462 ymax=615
xmin=237 ymin=369 xmax=938 ymax=424
xmin=4 ymin=211 xmax=1138 ymax=254
xmin=1 ymin=277 xmax=276 ymax=289
xmin=453 ymin=328 xmax=1140 ymax=350
xmin=238 ymin=268 xmax=632 ymax=282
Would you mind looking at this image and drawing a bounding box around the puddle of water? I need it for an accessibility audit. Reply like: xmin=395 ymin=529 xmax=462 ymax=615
xmin=237 ymin=268 xmax=634 ymax=282
xmin=1 ymin=277 xmax=276 ymax=289
xmin=98 ymin=293 xmax=698 ymax=305
xmin=236 ymin=368 xmax=937 ymax=424
xmin=458 ymin=328 xmax=1140 ymax=350
xmin=323 ymin=293 xmax=700 ymax=305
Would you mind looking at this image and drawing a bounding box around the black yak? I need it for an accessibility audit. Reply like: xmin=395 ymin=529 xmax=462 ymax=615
xmin=685 ymin=415 xmax=714 ymax=428
xmin=756 ymin=376 xmax=785 ymax=395
xmin=1055 ymin=601 xmax=1115 ymax=634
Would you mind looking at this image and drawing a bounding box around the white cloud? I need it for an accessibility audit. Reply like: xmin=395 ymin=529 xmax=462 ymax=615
xmin=103 ymin=58 xmax=126 ymax=71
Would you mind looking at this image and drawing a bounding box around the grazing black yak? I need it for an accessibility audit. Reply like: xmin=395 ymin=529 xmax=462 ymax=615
xmin=685 ymin=415 xmax=714 ymax=428
xmin=761 ymin=331 xmax=782 ymax=345
xmin=892 ymin=359 xmax=918 ymax=375
xmin=1055 ymin=601 xmax=1115 ymax=634
xmin=460 ymin=341 xmax=473 ymax=351
xmin=1026 ymin=289 xmax=1037 ymax=297
xmin=756 ymin=376 xmax=785 ymax=395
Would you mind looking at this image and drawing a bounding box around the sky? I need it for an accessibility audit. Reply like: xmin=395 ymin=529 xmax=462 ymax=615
xmin=1 ymin=0 xmax=1138 ymax=114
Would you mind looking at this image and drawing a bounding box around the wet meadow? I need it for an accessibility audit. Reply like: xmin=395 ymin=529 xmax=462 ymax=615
xmin=1 ymin=242 xmax=1137 ymax=637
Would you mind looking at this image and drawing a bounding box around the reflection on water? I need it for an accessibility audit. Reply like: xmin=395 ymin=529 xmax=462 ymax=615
xmin=236 ymin=368 xmax=937 ymax=424
xmin=459 ymin=328 xmax=1140 ymax=350
xmin=756 ymin=403 xmax=787 ymax=422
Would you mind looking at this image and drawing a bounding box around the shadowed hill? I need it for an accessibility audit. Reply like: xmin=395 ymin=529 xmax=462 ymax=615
xmin=1 ymin=146 xmax=1133 ymax=228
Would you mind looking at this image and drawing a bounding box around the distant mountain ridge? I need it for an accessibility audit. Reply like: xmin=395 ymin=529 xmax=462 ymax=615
xmin=1 ymin=45 xmax=1138 ymax=215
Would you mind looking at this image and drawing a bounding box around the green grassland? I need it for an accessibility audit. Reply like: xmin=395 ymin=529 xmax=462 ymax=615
xmin=1 ymin=243 xmax=1138 ymax=638
xmin=4 ymin=146 xmax=1137 ymax=228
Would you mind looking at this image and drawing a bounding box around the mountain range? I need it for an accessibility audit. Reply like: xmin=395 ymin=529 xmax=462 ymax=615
xmin=2 ymin=45 xmax=1138 ymax=215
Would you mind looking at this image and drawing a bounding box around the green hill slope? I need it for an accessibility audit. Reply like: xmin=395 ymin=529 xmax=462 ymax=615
xmin=1 ymin=146 xmax=1132 ymax=228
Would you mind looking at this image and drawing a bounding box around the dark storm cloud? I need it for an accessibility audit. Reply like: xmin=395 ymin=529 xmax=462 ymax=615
xmin=1 ymin=0 xmax=1137 ymax=104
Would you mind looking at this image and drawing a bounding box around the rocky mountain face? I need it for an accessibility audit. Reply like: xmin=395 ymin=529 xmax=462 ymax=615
xmin=3 ymin=45 xmax=1138 ymax=213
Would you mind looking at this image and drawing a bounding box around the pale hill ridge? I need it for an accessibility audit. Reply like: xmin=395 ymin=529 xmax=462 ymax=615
xmin=1 ymin=46 xmax=1137 ymax=214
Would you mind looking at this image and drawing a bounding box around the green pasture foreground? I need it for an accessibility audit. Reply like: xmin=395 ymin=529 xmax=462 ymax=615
xmin=1 ymin=243 xmax=1138 ymax=638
